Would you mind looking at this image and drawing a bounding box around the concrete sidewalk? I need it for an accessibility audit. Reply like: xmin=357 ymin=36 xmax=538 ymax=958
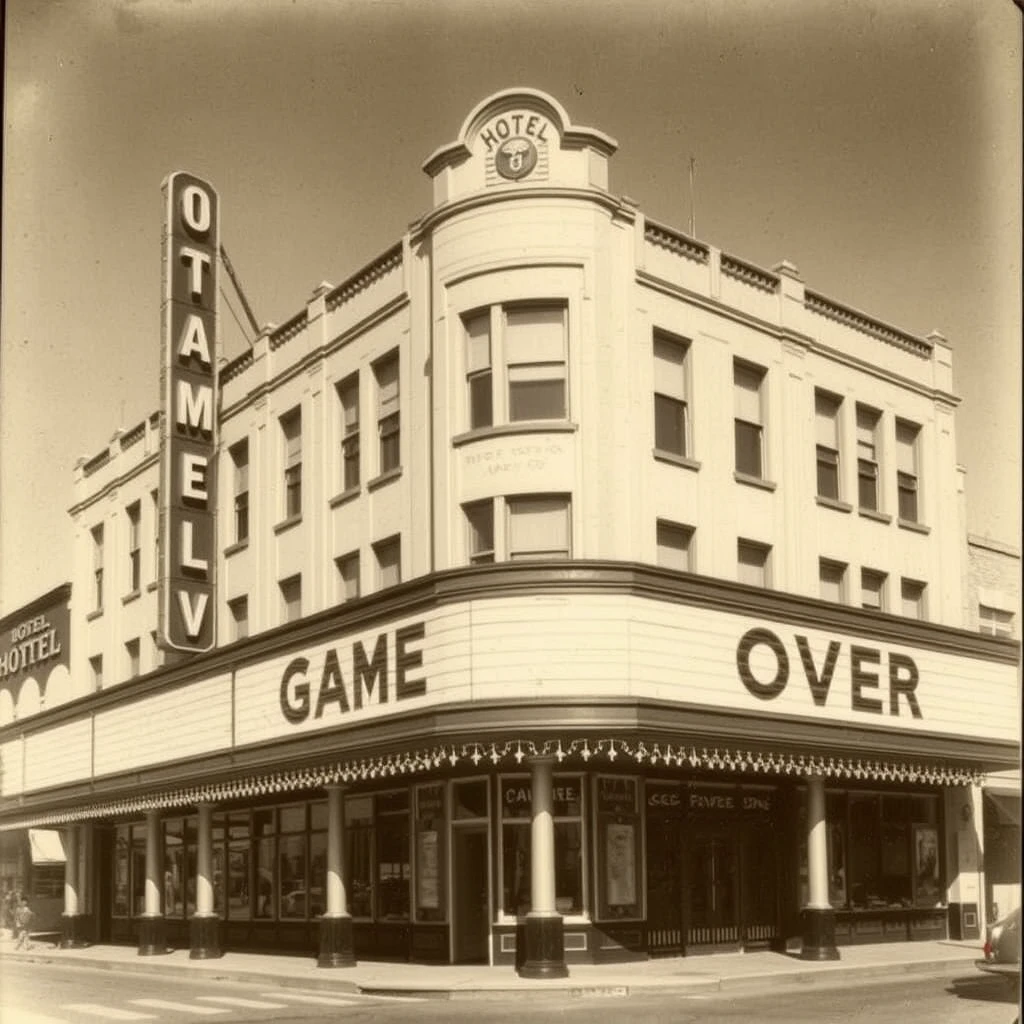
xmin=0 ymin=936 xmax=985 ymax=1000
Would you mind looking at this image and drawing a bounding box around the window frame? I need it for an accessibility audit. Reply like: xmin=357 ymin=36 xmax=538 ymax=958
xmin=126 ymin=502 xmax=141 ymax=593
xmin=92 ymin=524 xmax=105 ymax=611
xmin=280 ymin=408 xmax=302 ymax=520
xmin=900 ymin=578 xmax=927 ymax=620
xmin=336 ymin=550 xmax=361 ymax=602
xmin=814 ymin=390 xmax=842 ymax=501
xmin=464 ymin=499 xmax=496 ymax=564
xmin=737 ymin=538 xmax=771 ymax=588
xmin=895 ymin=418 xmax=921 ymax=524
xmin=733 ymin=361 xmax=767 ymax=479
xmin=125 ymin=637 xmax=140 ymax=678
xmin=279 ymin=574 xmax=302 ymax=623
xmin=228 ymin=595 xmax=249 ymax=641
xmin=861 ymin=568 xmax=888 ymax=611
xmin=230 ymin=439 xmax=250 ymax=544
xmin=373 ymin=535 xmax=402 ymax=589
xmin=819 ymin=558 xmax=847 ymax=603
xmin=337 ymin=374 xmax=360 ymax=492
xmin=374 ymin=352 xmax=401 ymax=476
xmin=652 ymin=331 xmax=690 ymax=459
xmin=856 ymin=404 xmax=881 ymax=512
xmin=506 ymin=494 xmax=572 ymax=561
xmin=656 ymin=519 xmax=693 ymax=573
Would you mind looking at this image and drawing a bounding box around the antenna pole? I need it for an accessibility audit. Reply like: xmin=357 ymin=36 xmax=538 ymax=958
xmin=688 ymin=156 xmax=696 ymax=237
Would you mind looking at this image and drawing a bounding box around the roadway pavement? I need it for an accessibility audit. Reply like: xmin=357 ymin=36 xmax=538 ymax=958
xmin=0 ymin=931 xmax=987 ymax=1000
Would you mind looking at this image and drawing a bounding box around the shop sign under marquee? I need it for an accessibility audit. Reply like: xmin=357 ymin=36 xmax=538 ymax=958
xmin=157 ymin=172 xmax=219 ymax=653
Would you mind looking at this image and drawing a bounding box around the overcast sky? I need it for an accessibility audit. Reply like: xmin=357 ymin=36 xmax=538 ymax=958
xmin=1 ymin=0 xmax=1020 ymax=616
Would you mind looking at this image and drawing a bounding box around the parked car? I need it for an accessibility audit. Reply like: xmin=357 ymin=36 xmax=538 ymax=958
xmin=977 ymin=906 xmax=1020 ymax=983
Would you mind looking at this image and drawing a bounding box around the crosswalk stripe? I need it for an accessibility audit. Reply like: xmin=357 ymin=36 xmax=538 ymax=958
xmin=258 ymin=991 xmax=359 ymax=1006
xmin=130 ymin=998 xmax=231 ymax=1015
xmin=195 ymin=996 xmax=288 ymax=1009
xmin=62 ymin=1006 xmax=156 ymax=1021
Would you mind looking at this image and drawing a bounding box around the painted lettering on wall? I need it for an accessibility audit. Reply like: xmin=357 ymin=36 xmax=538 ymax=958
xmin=735 ymin=627 xmax=923 ymax=718
xmin=0 ymin=615 xmax=64 ymax=681
xmin=158 ymin=172 xmax=219 ymax=653
xmin=279 ymin=622 xmax=426 ymax=725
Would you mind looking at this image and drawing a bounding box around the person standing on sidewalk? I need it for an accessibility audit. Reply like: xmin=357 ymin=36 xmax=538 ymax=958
xmin=14 ymin=895 xmax=34 ymax=950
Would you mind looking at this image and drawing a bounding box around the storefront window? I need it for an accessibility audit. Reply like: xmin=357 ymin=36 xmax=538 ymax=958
xmin=595 ymin=776 xmax=640 ymax=920
xmin=827 ymin=792 xmax=847 ymax=908
xmin=377 ymin=791 xmax=410 ymax=921
xmin=345 ymin=796 xmax=374 ymax=919
xmin=227 ymin=814 xmax=251 ymax=919
xmin=131 ymin=825 xmax=146 ymax=916
xmin=113 ymin=825 xmax=130 ymax=917
xmin=164 ymin=818 xmax=185 ymax=918
xmin=415 ymin=784 xmax=446 ymax=922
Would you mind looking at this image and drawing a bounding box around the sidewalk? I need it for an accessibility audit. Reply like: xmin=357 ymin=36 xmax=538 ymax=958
xmin=0 ymin=934 xmax=985 ymax=1000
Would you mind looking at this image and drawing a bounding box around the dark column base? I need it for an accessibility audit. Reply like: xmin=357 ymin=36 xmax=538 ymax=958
xmin=318 ymin=914 xmax=356 ymax=968
xmin=800 ymin=907 xmax=840 ymax=961
xmin=137 ymin=914 xmax=170 ymax=956
xmin=517 ymin=913 xmax=568 ymax=979
xmin=60 ymin=913 xmax=90 ymax=949
xmin=189 ymin=914 xmax=223 ymax=959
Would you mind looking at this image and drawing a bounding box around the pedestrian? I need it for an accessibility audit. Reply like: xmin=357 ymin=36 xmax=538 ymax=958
xmin=14 ymin=895 xmax=34 ymax=950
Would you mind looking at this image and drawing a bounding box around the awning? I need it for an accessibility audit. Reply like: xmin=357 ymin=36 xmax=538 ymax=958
xmin=984 ymin=790 xmax=1021 ymax=827
xmin=28 ymin=828 xmax=66 ymax=864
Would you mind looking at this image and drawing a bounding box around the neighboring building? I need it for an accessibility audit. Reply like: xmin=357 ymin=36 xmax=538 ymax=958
xmin=0 ymin=89 xmax=1018 ymax=972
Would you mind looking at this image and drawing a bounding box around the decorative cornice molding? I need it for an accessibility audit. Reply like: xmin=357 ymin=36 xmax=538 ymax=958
xmin=325 ymin=244 xmax=403 ymax=313
xmin=643 ymin=220 xmax=710 ymax=264
xmin=805 ymin=289 xmax=932 ymax=358
xmin=720 ymin=253 xmax=779 ymax=292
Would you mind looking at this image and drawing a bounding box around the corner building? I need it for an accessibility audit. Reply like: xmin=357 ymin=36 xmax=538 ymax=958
xmin=1 ymin=89 xmax=1018 ymax=972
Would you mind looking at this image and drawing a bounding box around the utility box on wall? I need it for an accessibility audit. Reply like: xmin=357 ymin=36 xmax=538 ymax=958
xmin=948 ymin=902 xmax=980 ymax=941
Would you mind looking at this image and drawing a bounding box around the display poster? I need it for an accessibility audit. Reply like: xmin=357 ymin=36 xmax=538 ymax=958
xmin=417 ymin=830 xmax=440 ymax=910
xmin=913 ymin=824 xmax=941 ymax=907
xmin=605 ymin=822 xmax=636 ymax=906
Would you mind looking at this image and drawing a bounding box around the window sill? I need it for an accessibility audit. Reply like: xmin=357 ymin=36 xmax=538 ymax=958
xmin=146 ymin=580 xmax=158 ymax=593
xmin=815 ymin=496 xmax=853 ymax=514
xmin=224 ymin=539 xmax=250 ymax=557
xmin=368 ymin=467 xmax=402 ymax=491
xmin=858 ymin=508 xmax=892 ymax=525
xmin=734 ymin=472 xmax=777 ymax=492
xmin=329 ymin=485 xmax=361 ymax=508
xmin=653 ymin=449 xmax=701 ymax=472
xmin=898 ymin=518 xmax=931 ymax=535
xmin=273 ymin=514 xmax=303 ymax=536
xmin=452 ymin=421 xmax=578 ymax=447
xmin=121 ymin=590 xmax=141 ymax=606
xmin=86 ymin=608 xmax=103 ymax=622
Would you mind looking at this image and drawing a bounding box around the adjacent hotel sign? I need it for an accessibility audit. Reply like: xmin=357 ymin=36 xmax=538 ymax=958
xmin=158 ymin=172 xmax=219 ymax=653
xmin=0 ymin=590 xmax=70 ymax=685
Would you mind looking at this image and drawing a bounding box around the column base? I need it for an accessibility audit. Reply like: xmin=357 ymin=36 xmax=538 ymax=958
xmin=60 ymin=913 xmax=90 ymax=949
xmin=189 ymin=914 xmax=223 ymax=959
xmin=318 ymin=914 xmax=357 ymax=967
xmin=136 ymin=914 xmax=170 ymax=956
xmin=517 ymin=912 xmax=568 ymax=979
xmin=800 ymin=907 xmax=840 ymax=961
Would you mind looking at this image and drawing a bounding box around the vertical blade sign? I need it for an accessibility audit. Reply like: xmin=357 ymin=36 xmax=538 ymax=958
xmin=158 ymin=172 xmax=219 ymax=653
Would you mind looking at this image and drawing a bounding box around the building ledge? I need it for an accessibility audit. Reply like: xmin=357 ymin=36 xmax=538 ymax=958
xmin=898 ymin=519 xmax=931 ymax=536
xmin=653 ymin=450 xmax=701 ymax=472
xmin=734 ymin=472 xmax=777 ymax=492
xmin=273 ymin=514 xmax=303 ymax=536
xmin=452 ymin=421 xmax=578 ymax=447
xmin=858 ymin=508 xmax=893 ymax=525
xmin=224 ymin=540 xmax=250 ymax=558
xmin=329 ymin=486 xmax=361 ymax=509
xmin=367 ymin=468 xmax=402 ymax=492
xmin=121 ymin=590 xmax=141 ymax=606
xmin=816 ymin=496 xmax=853 ymax=514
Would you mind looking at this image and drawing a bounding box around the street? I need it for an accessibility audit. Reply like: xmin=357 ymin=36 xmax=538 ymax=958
xmin=0 ymin=962 xmax=1018 ymax=1024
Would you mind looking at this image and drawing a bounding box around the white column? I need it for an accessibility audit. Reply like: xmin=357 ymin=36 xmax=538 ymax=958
xmin=529 ymin=757 xmax=557 ymax=915
xmin=195 ymin=804 xmax=214 ymax=916
xmin=63 ymin=826 xmax=79 ymax=916
xmin=144 ymin=809 xmax=162 ymax=916
xmin=325 ymin=785 xmax=348 ymax=917
xmin=806 ymin=774 xmax=829 ymax=909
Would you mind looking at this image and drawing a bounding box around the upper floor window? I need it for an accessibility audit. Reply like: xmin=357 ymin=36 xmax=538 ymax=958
xmin=856 ymin=404 xmax=881 ymax=512
xmin=336 ymin=551 xmax=361 ymax=602
xmin=900 ymin=578 xmax=927 ymax=620
xmin=734 ymin=361 xmax=766 ymax=479
xmin=737 ymin=539 xmax=771 ymax=588
xmin=464 ymin=313 xmax=493 ymax=430
xmin=280 ymin=575 xmax=302 ymax=623
xmin=126 ymin=502 xmax=141 ymax=593
xmin=338 ymin=374 xmax=360 ymax=491
xmin=508 ymin=496 xmax=571 ymax=560
xmin=228 ymin=595 xmax=249 ymax=641
xmin=125 ymin=638 xmax=140 ymax=679
xmin=151 ymin=489 xmax=160 ymax=578
xmin=92 ymin=524 xmax=104 ymax=611
xmin=815 ymin=390 xmax=842 ymax=501
xmin=89 ymin=654 xmax=103 ymax=690
xmin=656 ymin=520 xmax=693 ymax=573
xmin=895 ymin=419 xmax=920 ymax=523
xmin=280 ymin=408 xmax=302 ymax=519
xmin=464 ymin=500 xmax=496 ymax=564
xmin=861 ymin=568 xmax=887 ymax=611
xmin=374 ymin=536 xmax=402 ymax=588
xmin=374 ymin=353 xmax=400 ymax=475
xmin=230 ymin=439 xmax=249 ymax=543
xmin=979 ymin=604 xmax=1014 ymax=638
xmin=653 ymin=332 xmax=690 ymax=458
xmin=819 ymin=558 xmax=847 ymax=603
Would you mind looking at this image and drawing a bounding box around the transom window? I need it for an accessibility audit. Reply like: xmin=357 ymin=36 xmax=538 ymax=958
xmin=653 ymin=332 xmax=690 ymax=458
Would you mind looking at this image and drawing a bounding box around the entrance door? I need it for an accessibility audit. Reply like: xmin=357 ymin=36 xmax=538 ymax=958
xmin=686 ymin=831 xmax=740 ymax=949
xmin=452 ymin=826 xmax=489 ymax=963
xmin=646 ymin=816 xmax=683 ymax=954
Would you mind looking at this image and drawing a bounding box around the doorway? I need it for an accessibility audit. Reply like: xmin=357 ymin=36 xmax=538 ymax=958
xmin=686 ymin=831 xmax=741 ymax=950
xmin=646 ymin=815 xmax=683 ymax=954
xmin=452 ymin=826 xmax=489 ymax=963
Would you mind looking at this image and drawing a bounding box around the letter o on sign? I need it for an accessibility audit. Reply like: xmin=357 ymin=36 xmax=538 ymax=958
xmin=181 ymin=185 xmax=211 ymax=235
xmin=737 ymin=628 xmax=789 ymax=699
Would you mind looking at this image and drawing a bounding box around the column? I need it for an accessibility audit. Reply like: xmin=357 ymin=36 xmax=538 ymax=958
xmin=517 ymin=756 xmax=568 ymax=979
xmin=189 ymin=803 xmax=222 ymax=959
xmin=318 ymin=784 xmax=356 ymax=967
xmin=60 ymin=825 xmax=87 ymax=948
xmin=800 ymin=774 xmax=839 ymax=960
xmin=138 ymin=808 xmax=168 ymax=956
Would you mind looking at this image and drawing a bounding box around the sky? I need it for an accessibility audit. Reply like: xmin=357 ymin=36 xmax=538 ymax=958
xmin=1 ymin=0 xmax=1021 ymax=616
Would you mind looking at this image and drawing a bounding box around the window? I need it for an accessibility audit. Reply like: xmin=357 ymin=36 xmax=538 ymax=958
xmin=374 ymin=536 xmax=401 ymax=588
xmin=92 ymin=524 xmax=104 ymax=610
xmin=125 ymin=638 xmax=140 ymax=678
xmin=280 ymin=575 xmax=301 ymax=623
xmin=464 ymin=312 xmax=493 ymax=429
xmin=344 ymin=792 xmax=410 ymax=922
xmin=464 ymin=501 xmax=495 ymax=564
xmin=856 ymin=405 xmax=881 ymax=511
xmin=374 ymin=353 xmax=400 ymax=474
xmin=338 ymin=374 xmax=360 ymax=491
xmin=734 ymin=361 xmax=766 ymax=478
xmin=900 ymin=578 xmax=927 ymax=619
xmin=656 ymin=520 xmax=693 ymax=572
xmin=653 ymin=332 xmax=689 ymax=457
xmin=336 ymin=551 xmax=361 ymax=602
xmin=895 ymin=419 xmax=920 ymax=523
xmin=861 ymin=568 xmax=887 ymax=611
xmin=151 ymin=490 xmax=160 ymax=579
xmin=90 ymin=654 xmax=103 ymax=690
xmin=819 ymin=559 xmax=847 ymax=602
xmin=230 ymin=440 xmax=249 ymax=543
xmin=979 ymin=604 xmax=1014 ymax=638
xmin=228 ymin=596 xmax=249 ymax=641
xmin=280 ymin=408 xmax=302 ymax=519
xmin=505 ymin=305 xmax=567 ymax=421
xmin=508 ymin=496 xmax=571 ymax=560
xmin=126 ymin=502 xmax=141 ymax=592
xmin=815 ymin=391 xmax=841 ymax=500
xmin=737 ymin=539 xmax=771 ymax=587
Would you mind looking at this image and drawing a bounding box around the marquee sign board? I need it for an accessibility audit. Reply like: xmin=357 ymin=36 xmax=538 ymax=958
xmin=157 ymin=172 xmax=219 ymax=653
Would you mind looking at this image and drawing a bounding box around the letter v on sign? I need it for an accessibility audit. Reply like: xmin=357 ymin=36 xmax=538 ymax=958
xmin=795 ymin=635 xmax=840 ymax=706
xmin=177 ymin=591 xmax=209 ymax=639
